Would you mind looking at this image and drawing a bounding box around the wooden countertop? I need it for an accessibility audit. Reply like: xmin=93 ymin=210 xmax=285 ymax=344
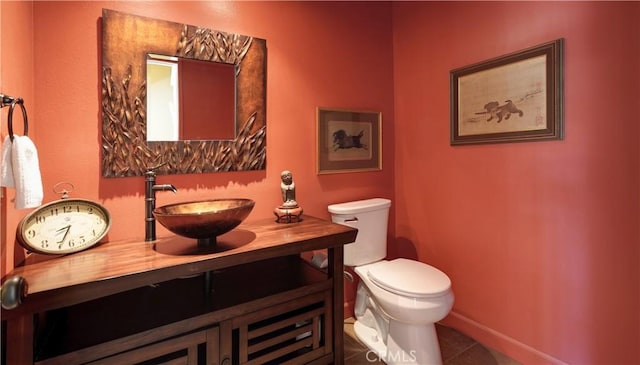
xmin=1 ymin=216 xmax=357 ymax=320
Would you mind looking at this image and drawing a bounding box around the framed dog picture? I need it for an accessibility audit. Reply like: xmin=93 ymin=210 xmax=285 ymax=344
xmin=450 ymin=39 xmax=564 ymax=145
xmin=316 ymin=108 xmax=382 ymax=174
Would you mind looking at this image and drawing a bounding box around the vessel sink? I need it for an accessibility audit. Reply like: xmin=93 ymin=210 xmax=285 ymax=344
xmin=153 ymin=199 xmax=255 ymax=245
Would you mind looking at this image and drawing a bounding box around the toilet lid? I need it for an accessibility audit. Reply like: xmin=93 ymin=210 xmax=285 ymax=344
xmin=367 ymin=258 xmax=451 ymax=298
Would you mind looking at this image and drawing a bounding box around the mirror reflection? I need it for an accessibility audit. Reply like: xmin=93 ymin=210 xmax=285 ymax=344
xmin=146 ymin=54 xmax=236 ymax=142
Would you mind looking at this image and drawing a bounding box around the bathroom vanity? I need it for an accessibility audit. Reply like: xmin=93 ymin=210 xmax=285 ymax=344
xmin=1 ymin=216 xmax=357 ymax=365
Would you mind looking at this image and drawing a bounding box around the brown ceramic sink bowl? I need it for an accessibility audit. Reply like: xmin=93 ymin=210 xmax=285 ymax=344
xmin=153 ymin=199 xmax=255 ymax=244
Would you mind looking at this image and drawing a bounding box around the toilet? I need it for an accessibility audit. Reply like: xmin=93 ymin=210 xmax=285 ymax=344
xmin=328 ymin=198 xmax=454 ymax=365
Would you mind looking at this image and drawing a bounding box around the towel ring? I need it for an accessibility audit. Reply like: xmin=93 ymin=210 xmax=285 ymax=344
xmin=7 ymin=98 xmax=28 ymax=142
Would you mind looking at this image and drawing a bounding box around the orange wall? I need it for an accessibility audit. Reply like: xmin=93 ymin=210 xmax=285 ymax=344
xmin=1 ymin=1 xmax=35 ymax=275
xmin=1 ymin=1 xmax=395 ymax=275
xmin=392 ymin=2 xmax=639 ymax=364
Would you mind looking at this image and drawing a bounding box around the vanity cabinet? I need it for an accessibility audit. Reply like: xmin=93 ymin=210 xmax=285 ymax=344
xmin=1 ymin=216 xmax=357 ymax=365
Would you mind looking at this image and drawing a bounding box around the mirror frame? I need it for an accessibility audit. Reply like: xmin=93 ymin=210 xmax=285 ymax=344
xmin=101 ymin=9 xmax=266 ymax=177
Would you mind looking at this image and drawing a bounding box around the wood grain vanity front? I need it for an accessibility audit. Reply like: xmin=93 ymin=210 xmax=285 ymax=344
xmin=2 ymin=216 xmax=357 ymax=365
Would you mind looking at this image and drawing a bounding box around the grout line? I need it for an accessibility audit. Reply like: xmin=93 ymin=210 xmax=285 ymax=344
xmin=442 ymin=341 xmax=479 ymax=363
xmin=444 ymin=343 xmax=482 ymax=364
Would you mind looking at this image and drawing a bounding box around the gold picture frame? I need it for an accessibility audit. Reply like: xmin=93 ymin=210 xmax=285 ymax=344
xmin=451 ymin=39 xmax=564 ymax=145
xmin=317 ymin=108 xmax=382 ymax=174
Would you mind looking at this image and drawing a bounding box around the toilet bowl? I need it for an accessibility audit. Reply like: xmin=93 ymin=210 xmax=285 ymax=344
xmin=353 ymin=259 xmax=454 ymax=365
xmin=356 ymin=258 xmax=454 ymax=324
xmin=328 ymin=198 xmax=454 ymax=365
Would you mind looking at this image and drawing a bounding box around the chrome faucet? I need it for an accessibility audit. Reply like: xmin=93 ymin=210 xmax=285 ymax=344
xmin=145 ymin=168 xmax=177 ymax=241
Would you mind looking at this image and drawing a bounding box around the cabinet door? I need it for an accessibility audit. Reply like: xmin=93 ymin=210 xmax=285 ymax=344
xmin=232 ymin=290 xmax=332 ymax=365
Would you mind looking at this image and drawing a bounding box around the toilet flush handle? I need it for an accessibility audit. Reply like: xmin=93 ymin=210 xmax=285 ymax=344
xmin=343 ymin=217 xmax=358 ymax=223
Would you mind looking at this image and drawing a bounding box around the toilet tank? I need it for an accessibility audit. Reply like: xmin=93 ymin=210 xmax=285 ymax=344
xmin=328 ymin=198 xmax=391 ymax=266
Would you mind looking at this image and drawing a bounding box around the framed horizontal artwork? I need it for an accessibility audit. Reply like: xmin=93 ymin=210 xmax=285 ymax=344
xmin=317 ymin=108 xmax=382 ymax=174
xmin=450 ymin=38 xmax=564 ymax=145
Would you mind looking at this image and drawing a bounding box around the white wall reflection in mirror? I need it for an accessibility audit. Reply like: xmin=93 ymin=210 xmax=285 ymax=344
xmin=147 ymin=54 xmax=180 ymax=141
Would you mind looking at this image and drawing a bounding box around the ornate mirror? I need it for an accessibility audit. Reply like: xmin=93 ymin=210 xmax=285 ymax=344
xmin=101 ymin=9 xmax=266 ymax=177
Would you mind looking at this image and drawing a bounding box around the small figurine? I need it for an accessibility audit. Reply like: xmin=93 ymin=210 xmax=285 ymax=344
xmin=274 ymin=170 xmax=303 ymax=223
xmin=280 ymin=170 xmax=298 ymax=208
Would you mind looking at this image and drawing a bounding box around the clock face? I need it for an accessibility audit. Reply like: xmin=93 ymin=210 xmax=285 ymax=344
xmin=17 ymin=199 xmax=111 ymax=255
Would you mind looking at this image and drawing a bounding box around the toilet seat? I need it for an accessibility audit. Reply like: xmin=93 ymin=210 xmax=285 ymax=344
xmin=367 ymin=258 xmax=451 ymax=298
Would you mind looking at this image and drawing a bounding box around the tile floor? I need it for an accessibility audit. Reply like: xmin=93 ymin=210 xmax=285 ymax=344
xmin=343 ymin=318 xmax=521 ymax=365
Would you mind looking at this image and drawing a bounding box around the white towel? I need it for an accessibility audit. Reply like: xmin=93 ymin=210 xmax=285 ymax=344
xmin=0 ymin=136 xmax=14 ymax=187
xmin=0 ymin=135 xmax=43 ymax=209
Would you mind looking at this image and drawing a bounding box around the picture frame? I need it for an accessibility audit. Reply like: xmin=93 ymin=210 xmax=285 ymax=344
xmin=450 ymin=38 xmax=564 ymax=145
xmin=316 ymin=108 xmax=382 ymax=174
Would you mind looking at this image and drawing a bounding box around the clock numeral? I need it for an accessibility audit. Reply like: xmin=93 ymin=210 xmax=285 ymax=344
xmin=62 ymin=238 xmax=75 ymax=249
xmin=35 ymin=215 xmax=46 ymax=224
xmin=63 ymin=205 xmax=80 ymax=213
xmin=27 ymin=229 xmax=37 ymax=239
xmin=65 ymin=236 xmax=86 ymax=249
xmin=40 ymin=239 xmax=50 ymax=249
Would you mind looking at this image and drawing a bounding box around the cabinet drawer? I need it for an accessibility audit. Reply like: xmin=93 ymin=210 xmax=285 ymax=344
xmin=89 ymin=328 xmax=213 ymax=365
xmin=37 ymin=327 xmax=218 ymax=365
